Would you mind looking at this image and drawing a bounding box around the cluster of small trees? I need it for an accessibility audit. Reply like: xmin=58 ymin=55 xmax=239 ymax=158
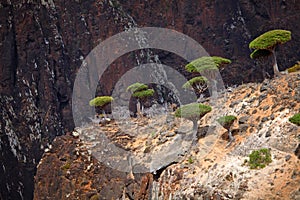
xmin=88 ymin=29 xmax=292 ymax=144
xmin=126 ymin=82 xmax=154 ymax=115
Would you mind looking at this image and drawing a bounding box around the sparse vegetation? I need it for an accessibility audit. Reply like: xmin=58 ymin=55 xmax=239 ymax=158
xmin=175 ymin=103 xmax=212 ymax=131
xmin=248 ymin=148 xmax=272 ymax=169
xmin=249 ymin=29 xmax=291 ymax=77
xmin=289 ymin=113 xmax=300 ymax=126
xmin=188 ymin=157 xmax=194 ymax=164
xmin=287 ymin=61 xmax=300 ymax=73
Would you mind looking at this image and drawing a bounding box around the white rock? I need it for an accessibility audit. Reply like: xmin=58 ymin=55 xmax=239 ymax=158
xmin=72 ymin=131 xmax=80 ymax=137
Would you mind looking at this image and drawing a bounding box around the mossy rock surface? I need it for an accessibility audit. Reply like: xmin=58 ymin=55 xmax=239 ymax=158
xmin=289 ymin=113 xmax=300 ymax=126
xmin=182 ymin=76 xmax=208 ymax=89
xmin=185 ymin=56 xmax=231 ymax=73
xmin=175 ymin=103 xmax=212 ymax=121
xmin=217 ymin=115 xmax=237 ymax=129
xmin=249 ymin=29 xmax=291 ymax=50
xmin=89 ymin=96 xmax=114 ymax=107
xmin=126 ymin=82 xmax=148 ymax=93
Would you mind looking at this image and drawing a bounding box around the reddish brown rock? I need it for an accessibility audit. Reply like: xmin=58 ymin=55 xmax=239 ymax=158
xmin=1 ymin=0 xmax=300 ymax=199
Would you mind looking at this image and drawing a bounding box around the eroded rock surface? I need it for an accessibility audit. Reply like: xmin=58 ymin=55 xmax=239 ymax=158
xmin=35 ymin=73 xmax=300 ymax=199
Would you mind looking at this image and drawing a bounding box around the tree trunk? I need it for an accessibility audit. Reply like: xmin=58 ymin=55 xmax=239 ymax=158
xmin=272 ymin=50 xmax=281 ymax=77
xmin=136 ymin=101 xmax=141 ymax=117
xmin=211 ymin=80 xmax=218 ymax=98
xmin=192 ymin=120 xmax=198 ymax=132
xmin=227 ymin=128 xmax=234 ymax=142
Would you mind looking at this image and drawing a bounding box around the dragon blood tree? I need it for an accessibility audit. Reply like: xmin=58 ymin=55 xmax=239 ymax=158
xmin=217 ymin=115 xmax=237 ymax=143
xmin=127 ymin=82 xmax=154 ymax=115
xmin=89 ymin=96 xmax=114 ymax=116
xmin=175 ymin=103 xmax=212 ymax=131
xmin=249 ymin=29 xmax=291 ymax=77
xmin=185 ymin=56 xmax=231 ymax=97
xmin=182 ymin=76 xmax=208 ymax=94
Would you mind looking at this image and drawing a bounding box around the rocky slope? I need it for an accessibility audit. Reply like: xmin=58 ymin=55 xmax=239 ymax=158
xmin=34 ymin=72 xmax=300 ymax=199
xmin=1 ymin=0 xmax=300 ymax=199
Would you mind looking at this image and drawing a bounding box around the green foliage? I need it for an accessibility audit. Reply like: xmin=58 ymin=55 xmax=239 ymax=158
xmin=217 ymin=115 xmax=237 ymax=130
xmin=127 ymin=82 xmax=154 ymax=100
xmin=188 ymin=157 xmax=194 ymax=164
xmin=287 ymin=61 xmax=300 ymax=73
xmin=132 ymin=89 xmax=154 ymax=99
xmin=174 ymin=103 xmax=212 ymax=122
xmin=250 ymin=49 xmax=272 ymax=59
xmin=126 ymin=82 xmax=148 ymax=93
xmin=249 ymin=29 xmax=291 ymax=50
xmin=89 ymin=96 xmax=114 ymax=107
xmin=211 ymin=56 xmax=232 ymax=66
xmin=248 ymin=148 xmax=272 ymax=169
xmin=289 ymin=113 xmax=300 ymax=126
xmin=185 ymin=56 xmax=231 ymax=73
xmin=182 ymin=76 xmax=208 ymax=89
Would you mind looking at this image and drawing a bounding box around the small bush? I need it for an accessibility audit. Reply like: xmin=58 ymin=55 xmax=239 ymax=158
xmin=289 ymin=113 xmax=300 ymax=126
xmin=248 ymin=148 xmax=272 ymax=169
xmin=287 ymin=61 xmax=300 ymax=73
xmin=188 ymin=157 xmax=194 ymax=164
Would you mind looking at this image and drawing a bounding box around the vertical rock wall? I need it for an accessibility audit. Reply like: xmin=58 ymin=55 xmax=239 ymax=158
xmin=0 ymin=0 xmax=299 ymax=199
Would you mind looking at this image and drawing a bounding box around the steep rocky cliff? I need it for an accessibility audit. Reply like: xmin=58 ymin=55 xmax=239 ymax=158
xmin=34 ymin=72 xmax=300 ymax=199
xmin=0 ymin=0 xmax=300 ymax=199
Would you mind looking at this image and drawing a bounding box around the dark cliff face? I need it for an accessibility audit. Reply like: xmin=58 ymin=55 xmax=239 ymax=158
xmin=0 ymin=0 xmax=299 ymax=199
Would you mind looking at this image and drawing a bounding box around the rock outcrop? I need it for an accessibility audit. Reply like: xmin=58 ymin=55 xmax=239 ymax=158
xmin=1 ymin=0 xmax=300 ymax=199
xmin=35 ymin=72 xmax=300 ymax=199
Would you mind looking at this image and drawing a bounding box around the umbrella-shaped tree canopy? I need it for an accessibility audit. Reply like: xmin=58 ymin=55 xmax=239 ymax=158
xmin=126 ymin=82 xmax=149 ymax=93
xmin=132 ymin=89 xmax=155 ymax=99
xmin=89 ymin=96 xmax=114 ymax=107
xmin=249 ymin=29 xmax=291 ymax=50
xmin=182 ymin=76 xmax=208 ymax=90
xmin=175 ymin=103 xmax=212 ymax=122
xmin=217 ymin=115 xmax=237 ymax=130
xmin=185 ymin=56 xmax=231 ymax=73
